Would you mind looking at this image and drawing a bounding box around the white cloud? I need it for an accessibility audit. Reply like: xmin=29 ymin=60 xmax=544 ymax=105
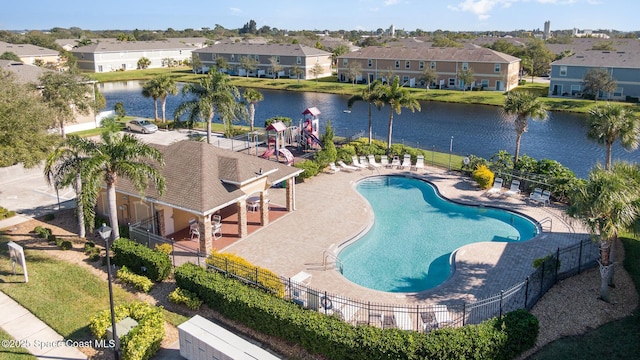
xmin=384 ymin=0 xmax=401 ymax=5
xmin=229 ymin=7 xmax=242 ymax=15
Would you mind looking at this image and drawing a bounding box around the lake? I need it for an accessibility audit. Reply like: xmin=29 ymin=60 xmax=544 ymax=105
xmin=99 ymin=80 xmax=639 ymax=178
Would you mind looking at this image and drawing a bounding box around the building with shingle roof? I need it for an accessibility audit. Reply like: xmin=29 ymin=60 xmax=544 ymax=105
xmin=0 ymin=60 xmax=51 ymax=84
xmin=193 ymin=42 xmax=332 ymax=79
xmin=549 ymin=50 xmax=640 ymax=100
xmin=96 ymin=140 xmax=302 ymax=254
xmin=336 ymin=46 xmax=521 ymax=91
xmin=0 ymin=41 xmax=59 ymax=65
xmin=71 ymin=38 xmax=205 ymax=72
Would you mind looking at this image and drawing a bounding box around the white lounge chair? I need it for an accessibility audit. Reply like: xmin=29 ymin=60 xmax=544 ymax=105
xmin=211 ymin=215 xmax=222 ymax=240
xmin=400 ymin=154 xmax=411 ymax=170
xmin=529 ymin=188 xmax=544 ymax=203
xmin=390 ymin=156 xmax=401 ymax=168
xmin=503 ymin=179 xmax=521 ymax=197
xmin=328 ymin=162 xmax=341 ymax=174
xmin=351 ymin=156 xmax=368 ymax=169
xmin=367 ymin=155 xmax=381 ymax=168
xmin=414 ymin=155 xmax=425 ymax=171
xmin=380 ymin=155 xmax=390 ymax=168
xmin=359 ymin=155 xmax=370 ymax=168
xmin=433 ymin=305 xmax=451 ymax=328
xmin=393 ymin=307 xmax=413 ymax=331
xmin=486 ymin=178 xmax=504 ymax=195
xmin=540 ymin=190 xmax=551 ymax=206
xmin=338 ymin=160 xmax=358 ymax=171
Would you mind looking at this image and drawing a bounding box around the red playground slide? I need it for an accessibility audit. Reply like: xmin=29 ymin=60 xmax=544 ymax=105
xmin=260 ymin=147 xmax=275 ymax=159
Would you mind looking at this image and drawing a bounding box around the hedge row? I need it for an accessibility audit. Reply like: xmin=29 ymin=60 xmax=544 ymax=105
xmin=174 ymin=263 xmax=538 ymax=360
xmin=111 ymin=238 xmax=171 ymax=282
xmin=206 ymin=250 xmax=285 ymax=297
xmin=89 ymin=302 xmax=165 ymax=360
xmin=117 ymin=266 xmax=154 ymax=293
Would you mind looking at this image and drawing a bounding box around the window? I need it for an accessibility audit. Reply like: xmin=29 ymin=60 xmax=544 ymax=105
xmin=98 ymin=65 xmax=103 ymax=72
xmin=231 ymin=54 xmax=235 ymax=61
xmin=343 ymin=58 xmax=348 ymax=66
xmin=419 ymin=61 xmax=424 ymax=70
xmin=211 ymin=53 xmax=216 ymax=61
xmin=368 ymin=59 xmax=373 ymax=67
xmin=430 ymin=61 xmax=436 ymax=70
xmin=462 ymin=62 xmax=468 ymax=71
xmin=480 ymin=79 xmax=489 ymax=88
xmin=405 ymin=61 xmax=411 ymax=69
xmin=559 ymin=66 xmax=567 ymax=76
xmin=255 ymin=54 xmax=259 ymax=60
xmin=395 ymin=60 xmax=400 ymax=68
xmin=494 ymin=64 xmax=501 ymax=72
xmin=448 ymin=78 xmax=455 ymax=86
xmin=613 ymin=87 xmax=623 ymax=97
xmin=122 ymin=63 xmax=127 ymax=70
xmin=570 ymin=85 xmax=581 ymax=95
xmin=276 ymin=56 xmax=280 ymax=64
xmin=296 ymin=56 xmax=301 ymax=64
xmin=403 ymin=75 xmax=409 ymax=84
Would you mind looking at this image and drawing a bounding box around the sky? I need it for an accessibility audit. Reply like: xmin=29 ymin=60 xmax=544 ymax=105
xmin=2 ymin=0 xmax=638 ymax=33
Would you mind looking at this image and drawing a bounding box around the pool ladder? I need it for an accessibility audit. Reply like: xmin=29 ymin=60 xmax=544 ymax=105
xmin=539 ymin=217 xmax=553 ymax=232
xmin=322 ymin=250 xmax=344 ymax=274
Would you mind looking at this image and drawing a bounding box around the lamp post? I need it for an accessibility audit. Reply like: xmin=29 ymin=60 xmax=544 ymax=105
xmin=449 ymin=136 xmax=454 ymax=171
xmin=98 ymin=223 xmax=119 ymax=360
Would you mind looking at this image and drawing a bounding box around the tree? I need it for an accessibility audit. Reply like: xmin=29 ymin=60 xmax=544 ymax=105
xmin=137 ymin=57 xmax=151 ymax=69
xmin=141 ymin=79 xmax=161 ymax=121
xmin=144 ymin=74 xmax=178 ymax=122
xmin=243 ymin=88 xmax=264 ymax=132
xmin=379 ymin=77 xmax=421 ymax=154
xmin=39 ymin=72 xmax=97 ymax=138
xmin=582 ymin=68 xmax=617 ymax=101
xmin=0 ymin=51 xmax=21 ymax=62
xmin=346 ymin=62 xmax=362 ymax=86
xmin=331 ymin=44 xmax=349 ymax=67
xmin=457 ymin=67 xmax=475 ymax=91
xmin=290 ymin=64 xmax=303 ymax=83
xmin=174 ymin=72 xmax=242 ymax=143
xmin=214 ymin=56 xmax=229 ymax=72
xmin=567 ymin=162 xmax=640 ymax=302
xmin=191 ymin=53 xmax=203 ymax=73
xmin=0 ymin=70 xmax=57 ymax=167
xmin=239 ymin=56 xmax=258 ymax=77
xmin=520 ymin=57 xmax=534 ymax=82
xmin=269 ymin=56 xmax=282 ymax=78
xmin=45 ymin=135 xmax=99 ymax=238
xmin=420 ymin=67 xmax=437 ymax=91
xmin=82 ymin=130 xmax=165 ymax=240
xmin=114 ymin=102 xmax=126 ymax=120
xmin=502 ymin=91 xmax=549 ymax=165
xmin=347 ymin=80 xmax=385 ymax=144
xmin=523 ymin=39 xmax=555 ymax=77
xmin=75 ymin=38 xmax=93 ymax=47
xmin=311 ymin=62 xmax=324 ymax=83
xmin=587 ymin=103 xmax=640 ymax=170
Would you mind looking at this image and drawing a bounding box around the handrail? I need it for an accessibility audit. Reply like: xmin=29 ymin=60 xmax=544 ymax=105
xmin=539 ymin=217 xmax=553 ymax=232
xmin=322 ymin=250 xmax=344 ymax=274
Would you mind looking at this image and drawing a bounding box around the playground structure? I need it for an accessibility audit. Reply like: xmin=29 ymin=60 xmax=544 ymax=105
xmin=260 ymin=121 xmax=294 ymax=165
xmin=300 ymin=107 xmax=322 ymax=151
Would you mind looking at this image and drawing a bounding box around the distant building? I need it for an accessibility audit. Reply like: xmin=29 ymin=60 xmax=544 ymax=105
xmin=573 ymin=28 xmax=610 ymax=39
xmin=543 ymin=21 xmax=551 ymax=40
xmin=71 ymin=38 xmax=205 ymax=72
xmin=337 ymin=46 xmax=521 ymax=91
xmin=0 ymin=41 xmax=59 ymax=65
xmin=193 ymin=43 xmax=332 ymax=79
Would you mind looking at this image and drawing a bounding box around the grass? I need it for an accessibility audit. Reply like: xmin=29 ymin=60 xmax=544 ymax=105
xmin=0 ymin=234 xmax=188 ymax=342
xmin=0 ymin=328 xmax=35 ymax=359
xmin=526 ymin=236 xmax=640 ymax=359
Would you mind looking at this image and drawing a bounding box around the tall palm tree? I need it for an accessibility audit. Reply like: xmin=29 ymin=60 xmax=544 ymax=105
xmin=587 ymin=103 xmax=640 ymax=171
xmin=502 ymin=91 xmax=549 ymax=165
xmin=379 ymin=77 xmax=421 ymax=154
xmin=347 ymin=80 xmax=385 ymax=144
xmin=154 ymin=74 xmax=178 ymax=122
xmin=44 ymin=135 xmax=99 ymax=238
xmin=567 ymin=162 xmax=640 ymax=302
xmin=174 ymin=72 xmax=242 ymax=144
xmin=141 ymin=80 xmax=161 ymax=121
xmin=243 ymin=88 xmax=264 ymax=132
xmin=83 ymin=130 xmax=165 ymax=240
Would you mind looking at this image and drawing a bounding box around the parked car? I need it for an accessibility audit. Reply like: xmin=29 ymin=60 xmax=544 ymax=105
xmin=126 ymin=119 xmax=158 ymax=134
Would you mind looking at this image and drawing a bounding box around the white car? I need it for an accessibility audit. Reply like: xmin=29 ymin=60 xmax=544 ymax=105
xmin=126 ymin=119 xmax=158 ymax=134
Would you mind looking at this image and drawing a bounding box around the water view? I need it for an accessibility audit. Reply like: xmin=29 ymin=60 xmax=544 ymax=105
xmin=99 ymin=81 xmax=639 ymax=178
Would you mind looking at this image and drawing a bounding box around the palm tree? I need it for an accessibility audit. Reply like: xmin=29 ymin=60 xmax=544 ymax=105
xmin=502 ymin=91 xmax=549 ymax=165
xmin=155 ymin=74 xmax=178 ymax=122
xmin=379 ymin=77 xmax=421 ymax=154
xmin=141 ymin=80 xmax=161 ymax=121
xmin=44 ymin=135 xmax=99 ymax=238
xmin=174 ymin=72 xmax=241 ymax=144
xmin=243 ymin=88 xmax=264 ymax=132
xmin=567 ymin=162 xmax=640 ymax=302
xmin=587 ymin=103 xmax=640 ymax=171
xmin=83 ymin=130 xmax=165 ymax=240
xmin=347 ymin=80 xmax=385 ymax=144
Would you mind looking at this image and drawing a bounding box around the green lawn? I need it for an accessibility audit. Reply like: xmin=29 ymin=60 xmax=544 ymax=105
xmin=0 ymin=235 xmax=187 ymax=342
xmin=526 ymin=236 xmax=640 ymax=359
xmin=0 ymin=328 xmax=35 ymax=359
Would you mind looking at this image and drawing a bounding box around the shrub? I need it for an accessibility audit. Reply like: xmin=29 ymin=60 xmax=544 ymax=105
xmin=84 ymin=241 xmax=96 ymax=253
xmin=294 ymin=160 xmax=320 ymax=180
xmin=168 ymin=287 xmax=203 ymax=310
xmin=111 ymin=238 xmax=171 ymax=282
xmin=0 ymin=206 xmax=16 ymax=219
xmin=87 ymin=247 xmax=101 ymax=262
xmin=117 ymin=266 xmax=154 ymax=293
xmin=154 ymin=243 xmax=172 ymax=256
xmin=34 ymin=226 xmax=52 ymax=239
xmin=473 ymin=164 xmax=494 ymax=189
xmin=533 ymin=253 xmax=561 ymax=274
xmin=60 ymin=240 xmax=73 ymax=250
xmin=89 ymin=302 xmax=164 ymax=360
xmin=206 ymin=250 xmax=285 ymax=297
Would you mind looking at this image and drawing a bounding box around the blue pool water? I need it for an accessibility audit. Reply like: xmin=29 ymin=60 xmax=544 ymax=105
xmin=338 ymin=176 xmax=539 ymax=293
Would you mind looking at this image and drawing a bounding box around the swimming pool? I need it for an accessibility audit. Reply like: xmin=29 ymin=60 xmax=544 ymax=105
xmin=337 ymin=176 xmax=539 ymax=293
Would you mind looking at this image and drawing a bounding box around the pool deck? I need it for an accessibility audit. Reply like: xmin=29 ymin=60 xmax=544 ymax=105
xmin=223 ymin=165 xmax=589 ymax=307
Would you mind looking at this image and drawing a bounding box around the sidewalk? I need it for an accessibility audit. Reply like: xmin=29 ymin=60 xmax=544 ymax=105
xmin=0 ymin=291 xmax=87 ymax=359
